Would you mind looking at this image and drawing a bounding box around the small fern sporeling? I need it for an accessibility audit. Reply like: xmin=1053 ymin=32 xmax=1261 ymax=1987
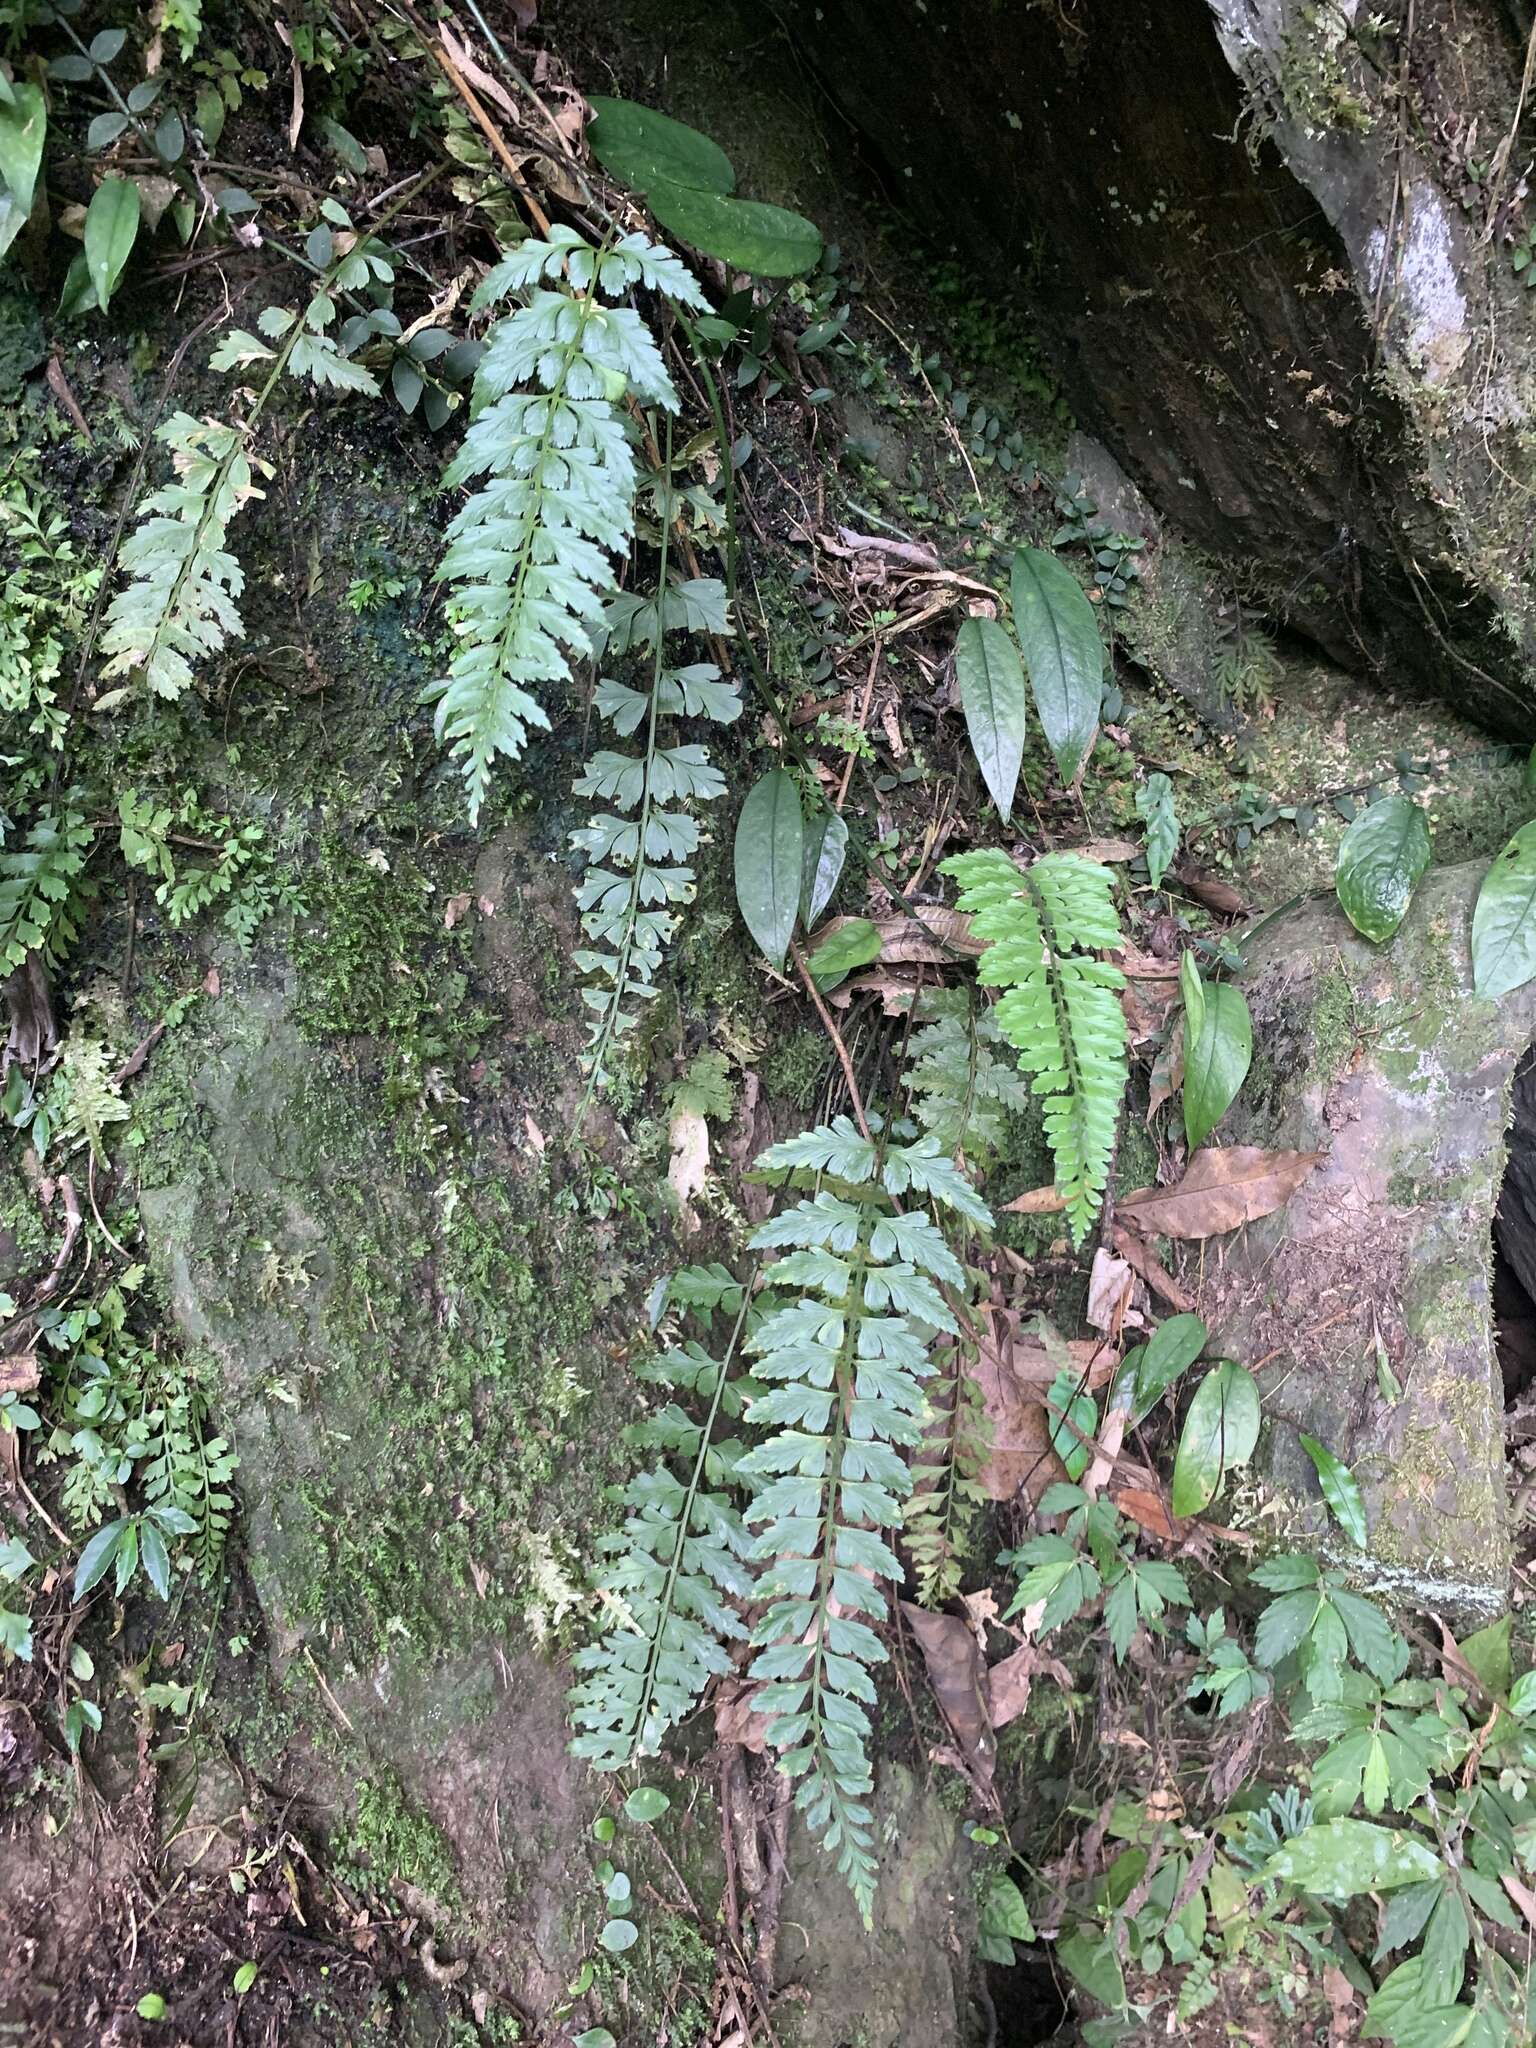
xmin=943 ymin=849 xmax=1128 ymax=1244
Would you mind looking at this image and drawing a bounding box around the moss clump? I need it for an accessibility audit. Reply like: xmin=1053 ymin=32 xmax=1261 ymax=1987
xmin=338 ymin=1769 xmax=463 ymax=1913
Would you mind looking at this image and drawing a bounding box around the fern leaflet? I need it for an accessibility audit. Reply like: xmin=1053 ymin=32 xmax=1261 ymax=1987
xmin=742 ymin=1120 xmax=991 ymax=1922
xmin=942 ymin=849 xmax=1127 ymax=1245
xmin=0 ymin=807 xmax=92 ymax=972
xmin=430 ymin=227 xmax=708 ymax=821
xmin=904 ymin=986 xmax=1031 ymax=1160
xmin=567 ymin=1269 xmax=755 ymax=1768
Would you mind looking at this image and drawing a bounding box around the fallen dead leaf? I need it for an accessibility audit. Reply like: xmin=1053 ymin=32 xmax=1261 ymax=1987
xmin=1002 ymin=1184 xmax=1066 ymax=1216
xmin=1086 ymin=1249 xmax=1136 ymax=1340
xmin=1171 ymin=862 xmax=1247 ymax=918
xmin=523 ymin=1112 xmax=547 ymax=1156
xmin=986 ymin=1638 xmax=1071 ymax=1729
xmin=0 ymin=1351 xmax=39 ymax=1396
xmin=1071 ymin=836 xmax=1140 ymax=865
xmin=202 ymin=968 xmax=221 ymax=997
xmin=901 ymin=1602 xmax=995 ymax=1785
xmin=1110 ymin=1225 xmax=1194 ymax=1312
xmin=972 ymin=1329 xmax=1114 ymax=1500
xmin=1503 ymin=1870 xmax=1536 ymax=1932
xmin=1112 ymin=1487 xmax=1180 ymax=1541
xmin=443 ymin=892 xmax=473 ymax=929
xmin=1117 ymin=1147 xmax=1324 ymax=1240
xmin=714 ymin=1678 xmax=771 ymax=1755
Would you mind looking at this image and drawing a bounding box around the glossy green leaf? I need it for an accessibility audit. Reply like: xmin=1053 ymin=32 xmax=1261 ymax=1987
xmin=1183 ymin=980 xmax=1251 ymax=1151
xmin=1135 ymin=771 xmax=1179 ymax=890
xmin=800 ymin=809 xmax=847 ymax=927
xmin=623 ymin=1784 xmax=671 ymax=1823
xmin=1334 ymin=794 xmax=1431 ymax=944
xmin=1045 ymin=1367 xmax=1096 ymax=1482
xmin=136 ymin=1994 xmax=167 ymax=2021
xmin=1362 ymin=1959 xmax=1469 ymax=2048
xmin=0 ymin=79 xmax=46 ymax=216
xmin=1263 ymin=1818 xmax=1442 ymax=1898
xmin=645 ymin=183 xmax=821 ymax=277
xmin=734 ymin=769 xmax=803 ymax=971
xmin=1459 ymin=1614 xmax=1512 ymax=1699
xmin=1125 ymin=1312 xmax=1207 ymax=1426
xmin=1009 ymin=546 xmax=1102 ymax=785
xmin=1178 ymin=948 xmax=1205 ymax=1046
xmin=84 ymin=175 xmax=141 ymax=313
xmin=1298 ymin=1433 xmax=1367 ymax=1548
xmin=1473 ymin=819 xmax=1536 ymax=997
xmin=955 ymin=615 xmax=1026 ymax=821
xmin=586 ymin=96 xmax=734 ymax=196
xmin=807 ymin=916 xmax=881 ymax=991
xmin=232 ymin=1963 xmax=258 ymax=1995
xmin=73 ymin=1516 xmax=128 ymax=1599
xmin=1170 ymin=1361 xmax=1260 ymax=1518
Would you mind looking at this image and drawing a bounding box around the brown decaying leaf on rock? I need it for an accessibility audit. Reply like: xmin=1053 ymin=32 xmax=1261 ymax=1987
xmin=900 ymin=1602 xmax=996 ymax=1785
xmin=1116 ymin=1147 xmax=1324 ymax=1240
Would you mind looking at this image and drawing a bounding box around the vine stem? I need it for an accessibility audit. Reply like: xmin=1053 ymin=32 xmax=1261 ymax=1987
xmin=789 ymin=936 xmax=871 ymax=1140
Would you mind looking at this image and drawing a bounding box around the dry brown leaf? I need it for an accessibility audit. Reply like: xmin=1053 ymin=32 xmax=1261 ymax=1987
xmin=1112 ymin=1486 xmax=1180 ymax=1541
xmin=1110 ymin=1225 xmax=1194 ymax=1311
xmin=714 ymin=1678 xmax=770 ymax=1755
xmin=1071 ymin=836 xmax=1140 ymax=865
xmin=0 ymin=1351 xmax=39 ymax=1396
xmin=1002 ymin=1184 xmax=1067 ymax=1216
xmin=901 ymin=1602 xmax=995 ymax=1784
xmin=1117 ymin=1147 xmax=1324 ymax=1240
xmin=972 ymin=1330 xmax=1114 ymax=1501
xmin=668 ymin=1107 xmax=710 ymax=1233
xmin=1503 ymin=1870 xmax=1536 ymax=1932
xmin=443 ymin=892 xmax=473 ymax=929
xmin=1086 ymin=1249 xmax=1136 ymax=1340
xmin=1171 ymin=862 xmax=1247 ymax=918
xmin=523 ymin=1112 xmax=547 ymax=1156
xmin=986 ymin=1639 xmax=1068 ymax=1729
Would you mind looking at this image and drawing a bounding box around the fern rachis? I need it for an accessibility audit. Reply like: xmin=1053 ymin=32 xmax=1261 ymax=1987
xmin=942 ymin=848 xmax=1127 ymax=1245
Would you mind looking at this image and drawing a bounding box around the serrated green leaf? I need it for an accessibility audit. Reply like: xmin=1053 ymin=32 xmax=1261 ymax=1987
xmin=1299 ymin=1433 xmax=1368 ymax=1548
xmin=1335 ymin=794 xmax=1431 ymax=944
xmin=84 ymin=176 xmax=141 ymax=313
xmin=734 ymin=769 xmax=803 ymax=971
xmin=1472 ymin=819 xmax=1536 ymax=998
xmin=1009 ymin=546 xmax=1102 ymax=785
xmin=1170 ymin=1360 xmax=1260 ymax=1518
xmin=1183 ymin=979 xmax=1251 ymax=1151
xmin=955 ymin=615 xmax=1026 ymax=822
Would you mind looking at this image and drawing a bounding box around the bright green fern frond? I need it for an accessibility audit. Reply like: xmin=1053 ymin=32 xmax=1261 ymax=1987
xmin=432 ymin=229 xmax=705 ymax=821
xmin=741 ymin=1126 xmax=992 ymax=1922
xmin=942 ymin=848 xmax=1127 ymax=1245
xmin=98 ymin=414 xmax=258 ymax=703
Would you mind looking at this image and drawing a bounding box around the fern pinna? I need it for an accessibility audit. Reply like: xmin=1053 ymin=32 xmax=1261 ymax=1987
xmin=430 ymin=226 xmax=708 ymax=821
xmin=942 ymin=849 xmax=1127 ymax=1245
xmin=742 ymin=1118 xmax=991 ymax=1921
xmin=567 ymin=1266 xmax=755 ymax=1769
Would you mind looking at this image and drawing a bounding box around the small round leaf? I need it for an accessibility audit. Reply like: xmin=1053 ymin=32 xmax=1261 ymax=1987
xmin=598 ymin=1918 xmax=639 ymax=1953
xmin=1334 ymin=794 xmax=1430 ymax=944
xmin=623 ymin=1785 xmax=670 ymax=1824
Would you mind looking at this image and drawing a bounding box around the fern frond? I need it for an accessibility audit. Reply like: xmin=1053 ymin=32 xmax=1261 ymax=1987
xmin=431 ymin=229 xmax=706 ymax=821
xmin=0 ymin=807 xmax=92 ymax=972
xmin=98 ymin=413 xmax=259 ymax=702
xmin=904 ymin=1342 xmax=992 ymax=1608
xmin=567 ymin=1282 xmax=754 ymax=1769
xmin=942 ymin=849 xmax=1127 ymax=1245
xmin=741 ymin=1124 xmax=993 ymax=1922
xmin=904 ymin=988 xmax=1031 ymax=1158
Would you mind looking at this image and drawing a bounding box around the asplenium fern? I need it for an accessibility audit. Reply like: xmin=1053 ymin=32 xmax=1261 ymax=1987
xmin=430 ymin=226 xmax=708 ymax=821
xmin=904 ymin=1334 xmax=991 ymax=1609
xmin=567 ymin=1267 xmax=755 ymax=1769
xmin=903 ymin=986 xmax=1031 ymax=1159
xmin=570 ymin=568 xmax=739 ymax=1127
xmin=942 ymin=849 xmax=1127 ymax=1245
xmin=741 ymin=1117 xmax=991 ymax=1922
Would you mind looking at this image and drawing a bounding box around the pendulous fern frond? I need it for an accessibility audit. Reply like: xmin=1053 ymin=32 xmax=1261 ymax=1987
xmin=429 ymin=227 xmax=708 ymax=822
xmin=942 ymin=849 xmax=1127 ymax=1245
xmin=741 ymin=1118 xmax=991 ymax=1922
xmin=903 ymin=986 xmax=1031 ymax=1160
xmin=567 ymin=1268 xmax=755 ymax=1769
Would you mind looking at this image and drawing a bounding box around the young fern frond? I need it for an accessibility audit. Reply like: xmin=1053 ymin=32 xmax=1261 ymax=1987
xmin=742 ymin=1119 xmax=991 ymax=1922
xmin=903 ymin=987 xmax=1031 ymax=1160
xmin=942 ymin=849 xmax=1127 ymax=1246
xmin=567 ymin=1268 xmax=755 ymax=1769
xmin=904 ymin=1335 xmax=992 ymax=1610
xmin=98 ymin=413 xmax=260 ymax=703
xmin=430 ymin=226 xmax=708 ymax=821
xmin=569 ymin=443 xmax=739 ymax=1129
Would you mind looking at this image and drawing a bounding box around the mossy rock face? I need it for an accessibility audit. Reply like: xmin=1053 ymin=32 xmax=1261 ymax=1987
xmin=1196 ymin=863 xmax=1536 ymax=1619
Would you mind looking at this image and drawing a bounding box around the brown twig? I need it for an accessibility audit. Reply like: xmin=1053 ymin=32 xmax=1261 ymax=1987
xmin=789 ymin=937 xmax=871 ymax=1139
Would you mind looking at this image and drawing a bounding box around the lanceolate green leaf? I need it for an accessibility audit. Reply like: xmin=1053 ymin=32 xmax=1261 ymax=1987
xmin=1009 ymin=546 xmax=1103 ymax=785
xmin=0 ymin=79 xmax=46 ymax=219
xmin=1472 ymin=818 xmax=1536 ymax=998
xmin=1123 ymin=1312 xmax=1206 ymax=1426
xmin=1170 ymin=1360 xmax=1260 ymax=1517
xmin=1183 ymin=978 xmax=1252 ymax=1151
xmin=1334 ymin=794 xmax=1431 ymax=944
xmin=84 ymin=175 xmax=141 ymax=313
xmin=647 ymin=184 xmax=822 ymax=278
xmin=586 ymin=97 xmax=735 ymax=197
xmin=800 ymin=809 xmax=847 ymax=927
xmin=1135 ymin=771 xmax=1179 ymax=891
xmin=734 ymin=768 xmax=804 ymax=971
xmin=955 ymin=615 xmax=1027 ymax=822
xmin=1299 ymin=1432 xmax=1367 ymax=1548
